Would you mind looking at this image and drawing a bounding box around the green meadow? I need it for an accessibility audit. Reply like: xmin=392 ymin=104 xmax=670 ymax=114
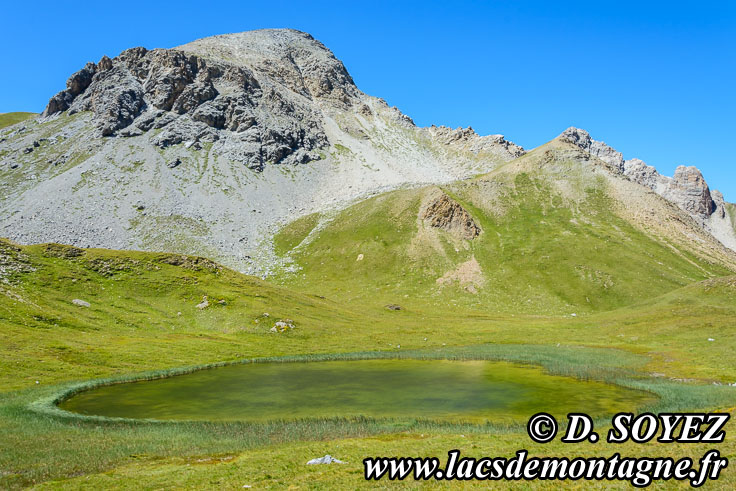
xmin=0 ymin=112 xmax=36 ymax=130
xmin=2 ymin=145 xmax=736 ymax=488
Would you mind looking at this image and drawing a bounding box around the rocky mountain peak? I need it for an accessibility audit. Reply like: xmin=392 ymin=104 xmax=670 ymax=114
xmin=557 ymin=127 xmax=624 ymax=172
xmin=39 ymin=29 xmax=365 ymax=170
xmin=177 ymin=29 xmax=360 ymax=105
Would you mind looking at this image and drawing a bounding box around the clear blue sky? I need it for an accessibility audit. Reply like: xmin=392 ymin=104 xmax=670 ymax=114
xmin=2 ymin=1 xmax=734 ymax=200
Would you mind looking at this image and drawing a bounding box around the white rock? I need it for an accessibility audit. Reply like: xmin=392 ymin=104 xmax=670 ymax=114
xmin=307 ymin=455 xmax=346 ymax=465
xmin=72 ymin=299 xmax=91 ymax=308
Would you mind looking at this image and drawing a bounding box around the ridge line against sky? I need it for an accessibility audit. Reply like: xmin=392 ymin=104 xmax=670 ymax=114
xmin=2 ymin=1 xmax=734 ymax=200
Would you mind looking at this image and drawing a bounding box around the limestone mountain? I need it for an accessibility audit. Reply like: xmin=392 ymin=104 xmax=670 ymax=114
xmin=558 ymin=127 xmax=736 ymax=251
xmin=0 ymin=29 xmax=734 ymax=278
xmin=272 ymin=133 xmax=736 ymax=314
xmin=0 ymin=29 xmax=522 ymax=274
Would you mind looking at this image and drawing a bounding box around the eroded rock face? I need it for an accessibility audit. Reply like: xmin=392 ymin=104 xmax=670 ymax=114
xmin=712 ymin=190 xmax=727 ymax=219
xmin=558 ymin=127 xmax=624 ymax=172
xmin=41 ymin=30 xmax=348 ymax=169
xmin=421 ymin=193 xmax=480 ymax=240
xmin=664 ymin=166 xmax=715 ymax=218
xmin=426 ymin=125 xmax=525 ymax=159
xmin=622 ymin=160 xmax=716 ymax=220
xmin=557 ymin=128 xmax=725 ymax=226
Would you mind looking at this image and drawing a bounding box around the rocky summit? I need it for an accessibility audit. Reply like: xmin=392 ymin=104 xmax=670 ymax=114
xmin=1 ymin=29 xmax=734 ymax=272
xmin=41 ymin=30 xmax=356 ymax=169
xmin=559 ymin=127 xmax=736 ymax=251
xmin=0 ymin=29 xmax=524 ymax=273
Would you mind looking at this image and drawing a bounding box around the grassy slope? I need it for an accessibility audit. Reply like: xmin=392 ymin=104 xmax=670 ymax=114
xmin=0 ymin=112 xmax=36 ymax=129
xmin=0 ymin=240 xmax=373 ymax=390
xmin=3 ymin=142 xmax=736 ymax=487
xmin=2 ymin=239 xmax=736 ymax=487
xmin=273 ymin=157 xmax=733 ymax=316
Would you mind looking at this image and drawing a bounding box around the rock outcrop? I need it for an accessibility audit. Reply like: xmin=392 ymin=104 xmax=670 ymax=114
xmin=425 ymin=126 xmax=525 ymax=159
xmin=3 ymin=29 xmax=527 ymax=274
xmin=557 ymin=127 xmax=735 ymax=252
xmin=421 ymin=193 xmax=480 ymax=240
xmin=664 ymin=166 xmax=715 ymax=218
xmin=42 ymin=30 xmax=347 ymax=169
xmin=558 ymin=127 xmax=624 ymax=172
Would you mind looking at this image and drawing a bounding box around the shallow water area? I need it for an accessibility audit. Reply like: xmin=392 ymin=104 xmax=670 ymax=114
xmin=60 ymin=359 xmax=654 ymax=423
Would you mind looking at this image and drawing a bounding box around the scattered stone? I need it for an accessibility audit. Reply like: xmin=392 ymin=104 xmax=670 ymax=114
xmin=306 ymin=455 xmax=346 ymax=465
xmin=385 ymin=304 xmax=402 ymax=311
xmin=356 ymin=253 xmax=364 ymax=261
xmin=168 ymin=158 xmax=182 ymax=169
xmin=72 ymin=299 xmax=91 ymax=308
xmin=196 ymin=296 xmax=209 ymax=309
xmin=271 ymin=319 xmax=295 ymax=332
xmin=184 ymin=140 xmax=202 ymax=150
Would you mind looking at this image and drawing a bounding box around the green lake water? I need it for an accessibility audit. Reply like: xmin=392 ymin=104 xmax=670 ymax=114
xmin=59 ymin=359 xmax=653 ymax=423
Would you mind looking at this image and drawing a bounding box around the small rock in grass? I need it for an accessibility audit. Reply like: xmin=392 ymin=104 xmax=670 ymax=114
xmin=307 ymin=455 xmax=346 ymax=465
xmin=72 ymin=299 xmax=91 ymax=308
xmin=708 ymin=338 xmax=715 ymax=342
xmin=196 ymin=296 xmax=209 ymax=309
xmin=385 ymin=304 xmax=402 ymax=311
xmin=271 ymin=319 xmax=295 ymax=332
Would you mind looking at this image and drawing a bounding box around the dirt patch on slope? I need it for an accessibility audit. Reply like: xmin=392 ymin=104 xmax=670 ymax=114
xmin=436 ymin=256 xmax=485 ymax=294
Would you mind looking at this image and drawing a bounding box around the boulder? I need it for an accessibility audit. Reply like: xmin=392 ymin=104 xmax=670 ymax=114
xmin=306 ymin=455 xmax=346 ymax=465
xmin=421 ymin=192 xmax=480 ymax=240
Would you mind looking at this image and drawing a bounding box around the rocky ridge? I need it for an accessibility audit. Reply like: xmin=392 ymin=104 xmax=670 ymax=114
xmin=41 ymin=31 xmax=345 ymax=169
xmin=0 ymin=29 xmax=524 ymax=273
xmin=558 ymin=127 xmax=736 ymax=251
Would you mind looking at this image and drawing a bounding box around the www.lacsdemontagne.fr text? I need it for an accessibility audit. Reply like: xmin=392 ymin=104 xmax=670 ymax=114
xmin=364 ymin=449 xmax=726 ymax=487
xmin=363 ymin=412 xmax=730 ymax=487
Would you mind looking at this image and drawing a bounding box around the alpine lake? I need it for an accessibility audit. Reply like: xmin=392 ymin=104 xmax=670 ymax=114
xmin=60 ymin=359 xmax=654 ymax=424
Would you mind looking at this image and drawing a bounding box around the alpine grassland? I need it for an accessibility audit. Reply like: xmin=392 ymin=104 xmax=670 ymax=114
xmin=3 ymin=160 xmax=736 ymax=487
xmin=0 ymin=112 xmax=35 ymax=130
xmin=2 ymin=134 xmax=736 ymax=489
